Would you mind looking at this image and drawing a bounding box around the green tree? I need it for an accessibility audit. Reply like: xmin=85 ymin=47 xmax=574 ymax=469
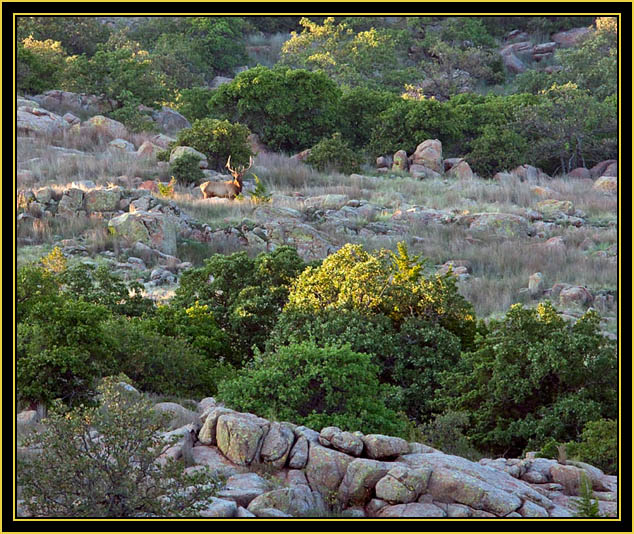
xmin=17 ymin=37 xmax=68 ymax=95
xmin=437 ymin=302 xmax=618 ymax=457
xmin=217 ymin=342 xmax=408 ymax=436
xmin=174 ymin=118 xmax=252 ymax=171
xmin=17 ymin=376 xmax=220 ymax=517
xmin=208 ymin=65 xmax=341 ymax=152
xmin=169 ymin=152 xmax=206 ymax=185
xmin=305 ymin=132 xmax=362 ymax=175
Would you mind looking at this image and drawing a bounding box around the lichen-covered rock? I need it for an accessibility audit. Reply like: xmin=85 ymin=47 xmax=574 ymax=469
xmin=319 ymin=427 xmax=364 ymax=456
xmin=17 ymin=106 xmax=68 ymax=136
xmin=392 ymin=149 xmax=409 ymax=172
xmin=362 ymin=434 xmax=409 ymax=460
xmin=217 ymin=473 xmax=272 ymax=507
xmin=247 ymin=485 xmax=326 ymax=517
xmin=409 ymin=164 xmax=441 ymax=180
xmin=411 ymin=139 xmax=443 ymax=173
xmin=559 ymin=286 xmax=594 ymax=309
xmin=137 ymin=140 xmax=164 ymax=158
xmin=260 ymin=422 xmax=295 ymax=469
xmin=109 ymin=138 xmax=136 ymax=152
xmin=518 ymin=499 xmax=549 ymax=517
xmin=338 ymin=458 xmax=395 ymax=507
xmin=199 ymin=497 xmax=238 ymax=518
xmin=549 ymin=464 xmax=582 ymax=495
xmin=536 ymin=199 xmax=575 ymax=218
xmin=303 ymin=194 xmax=349 ymax=210
xmin=153 ymin=402 xmax=198 ymax=430
xmin=84 ymin=187 xmax=122 ymax=212
xmin=189 ymin=446 xmax=247 ymax=478
xmin=592 ymin=176 xmax=617 ymax=193
xmin=288 ymin=435 xmax=310 ymax=469
xmin=107 ymin=211 xmax=178 ymax=256
xmin=463 ymin=212 xmax=532 ymax=237
xmin=305 ymin=444 xmax=354 ymax=498
xmin=80 ymin=115 xmax=128 ymax=139
xmin=446 ymin=159 xmax=474 ymax=180
xmin=151 ymin=106 xmax=191 ymax=134
xmin=170 ymin=146 xmax=208 ymax=169
xmin=215 ymin=412 xmax=270 ymax=466
xmin=375 ymin=466 xmax=431 ymax=504
xmin=377 ymin=502 xmax=446 ymax=517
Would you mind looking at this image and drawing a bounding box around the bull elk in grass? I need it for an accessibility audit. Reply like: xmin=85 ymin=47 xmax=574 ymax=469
xmin=200 ymin=155 xmax=253 ymax=200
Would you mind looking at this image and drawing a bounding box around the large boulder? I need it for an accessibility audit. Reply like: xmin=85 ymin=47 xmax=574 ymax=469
xmin=108 ymin=138 xmax=136 ymax=152
xmin=392 ymin=149 xmax=409 ymax=172
xmin=411 ymin=140 xmax=443 ymax=173
xmin=215 ymin=412 xmax=270 ymax=466
xmin=188 ymin=446 xmax=247 ymax=478
xmin=446 ymin=159 xmax=474 ymax=180
xmin=217 ymin=473 xmax=273 ymax=507
xmin=589 ymin=159 xmax=617 ymax=178
xmin=198 ymin=497 xmax=238 ymax=518
xmin=260 ymin=422 xmax=295 ymax=469
xmin=461 ymin=212 xmax=532 ymax=237
xmin=83 ymin=187 xmax=122 ymax=212
xmin=338 ymin=458 xmax=395 ymax=507
xmin=247 ymin=485 xmax=326 ymax=517
xmin=559 ymin=286 xmax=594 ymax=309
xmin=151 ymin=106 xmax=191 ymax=134
xmin=31 ymin=90 xmax=115 ymax=116
xmin=592 ymin=176 xmax=617 ymax=193
xmin=305 ymin=444 xmax=354 ymax=498
xmin=499 ymin=46 xmax=526 ymax=74
xmin=198 ymin=407 xmax=235 ymax=445
xmin=535 ymin=199 xmax=575 ymax=218
xmin=374 ymin=465 xmax=431 ymax=504
xmin=511 ymin=164 xmax=550 ymax=182
xmin=108 ymin=211 xmax=178 ymax=255
xmin=17 ymin=106 xmax=68 ymax=136
xmin=319 ymin=427 xmax=364 ymax=456
xmin=77 ymin=115 xmax=128 ymax=140
xmin=377 ymin=502 xmax=446 ymax=517
xmin=551 ymin=27 xmax=591 ymax=47
xmin=567 ymin=167 xmax=591 ymax=179
xmin=362 ymin=434 xmax=410 ymax=460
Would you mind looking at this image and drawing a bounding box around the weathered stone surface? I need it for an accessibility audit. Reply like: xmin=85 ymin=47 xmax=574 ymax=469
xmin=375 ymin=466 xmax=431 ymax=504
xmin=559 ymin=286 xmax=594 ymax=309
xmin=593 ymin=176 xmax=617 ymax=193
xmin=260 ymin=422 xmax=295 ymax=469
xmin=286 ymin=469 xmax=309 ymax=486
xmin=82 ymin=115 xmax=128 ymax=139
xmin=338 ymin=458 xmax=395 ymax=507
xmin=151 ymin=106 xmax=191 ymax=134
xmin=446 ymin=159 xmax=474 ymax=180
xmin=499 ymin=48 xmax=526 ymax=73
xmin=409 ymin=164 xmax=441 ymax=180
xmin=199 ymin=497 xmax=238 ymax=518
xmin=319 ymin=427 xmax=364 ymax=456
xmin=362 ymin=434 xmax=409 ymax=460
xmin=17 ymin=106 xmax=68 ymax=136
xmin=518 ymin=500 xmax=549 ymax=517
xmin=305 ymin=444 xmax=354 ymax=498
xmin=511 ymin=164 xmax=550 ymax=182
xmin=411 ymin=139 xmax=443 ymax=172
xmin=109 ymin=138 xmax=136 ymax=152
xmin=551 ymin=27 xmax=591 ymax=47
xmin=550 ymin=464 xmax=582 ymax=495
xmin=136 ymin=140 xmax=164 ymax=158
xmin=536 ymin=199 xmax=575 ymax=218
xmin=528 ymin=272 xmax=545 ymax=297
xmin=198 ymin=407 xmax=235 ymax=445
xmin=217 ymin=473 xmax=272 ymax=507
xmin=153 ymin=402 xmax=198 ymax=430
xmin=170 ymin=146 xmax=208 ymax=168
xmin=252 ymin=507 xmax=293 ymax=518
xmin=236 ymin=506 xmax=256 ymax=517
xmin=84 ymin=187 xmax=122 ymax=212
xmin=288 ymin=435 xmax=310 ymax=469
xmin=248 ymin=485 xmax=326 ymax=517
xmin=447 ymin=503 xmax=472 ymax=517
xmin=377 ymin=502 xmax=446 ymax=517
xmin=108 ymin=211 xmax=178 ymax=256
xmin=392 ymin=149 xmax=409 ymax=172
xmin=462 ymin=212 xmax=531 ymax=237
xmin=189 ymin=446 xmax=247 ymax=478
xmin=216 ymin=412 xmax=270 ymax=466
xmin=31 ymin=90 xmax=115 ymax=116
xmin=303 ymin=194 xmax=349 ymax=210
xmin=567 ymin=167 xmax=591 ymax=179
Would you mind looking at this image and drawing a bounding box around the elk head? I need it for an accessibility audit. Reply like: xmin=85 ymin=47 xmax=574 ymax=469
xmin=226 ymin=155 xmax=253 ymax=189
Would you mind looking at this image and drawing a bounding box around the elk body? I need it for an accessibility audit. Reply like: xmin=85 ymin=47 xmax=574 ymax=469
xmin=200 ymin=156 xmax=253 ymax=200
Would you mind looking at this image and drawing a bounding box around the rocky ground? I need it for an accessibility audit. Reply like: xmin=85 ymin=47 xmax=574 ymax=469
xmin=16 ymin=393 xmax=619 ymax=518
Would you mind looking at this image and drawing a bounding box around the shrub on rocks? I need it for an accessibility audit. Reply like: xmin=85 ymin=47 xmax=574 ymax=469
xmin=217 ymin=342 xmax=408 ymax=437
xmin=169 ymin=151 xmax=205 ymax=185
xmin=305 ymin=132 xmax=362 ymax=175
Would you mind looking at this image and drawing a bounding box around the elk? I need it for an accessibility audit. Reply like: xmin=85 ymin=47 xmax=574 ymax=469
xmin=200 ymin=155 xmax=253 ymax=200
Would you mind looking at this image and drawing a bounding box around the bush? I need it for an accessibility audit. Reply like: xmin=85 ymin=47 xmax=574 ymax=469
xmin=286 ymin=243 xmax=476 ymax=348
xmin=17 ymin=37 xmax=67 ymax=95
xmin=437 ymin=302 xmax=618 ymax=457
xmin=175 ymin=87 xmax=215 ymax=122
xmin=415 ymin=411 xmax=482 ymax=461
xmin=566 ymin=419 xmax=618 ymax=475
xmin=208 ymin=65 xmax=341 ymax=152
xmin=169 ymin=152 xmax=205 ymax=185
xmin=217 ymin=342 xmax=408 ymax=436
xmin=305 ymin=133 xmax=362 ymax=175
xmin=173 ymin=247 xmax=306 ymax=363
xmin=174 ymin=118 xmax=252 ymax=171
xmin=17 ymin=376 xmax=220 ymax=517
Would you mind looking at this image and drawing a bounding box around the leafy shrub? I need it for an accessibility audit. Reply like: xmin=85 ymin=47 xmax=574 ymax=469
xmin=208 ymin=65 xmax=341 ymax=152
xmin=566 ymin=419 xmax=618 ymax=475
xmin=438 ymin=17 xmax=497 ymax=47
xmin=248 ymin=174 xmax=272 ymax=203
xmin=217 ymin=342 xmax=408 ymax=436
xmin=573 ymin=473 xmax=602 ymax=518
xmin=415 ymin=411 xmax=482 ymax=460
xmin=368 ymin=98 xmax=463 ymax=157
xmin=17 ymin=37 xmax=67 ymax=95
xmin=286 ymin=243 xmax=476 ymax=348
xmin=175 ymin=87 xmax=215 ymax=122
xmin=174 ymin=118 xmax=252 ymax=171
xmin=16 ymin=16 xmax=111 ymax=56
xmin=169 ymin=152 xmax=205 ymax=185
xmin=174 ymin=247 xmax=306 ymax=363
xmin=17 ymin=376 xmax=220 ymax=517
xmin=17 ymin=299 xmax=117 ymax=407
xmin=305 ymin=133 xmax=362 ymax=175
xmin=437 ymin=302 xmax=618 ymax=457
xmin=336 ymin=87 xmax=400 ymax=150
xmin=16 ymin=264 xmax=60 ymax=323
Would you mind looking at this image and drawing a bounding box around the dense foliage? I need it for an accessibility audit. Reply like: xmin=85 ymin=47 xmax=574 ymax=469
xmin=169 ymin=152 xmax=205 ymax=185
xmin=436 ymin=302 xmax=618 ymax=457
xmin=174 ymin=118 xmax=253 ymax=171
xmin=217 ymin=342 xmax=408 ymax=436
xmin=305 ymin=132 xmax=361 ymax=175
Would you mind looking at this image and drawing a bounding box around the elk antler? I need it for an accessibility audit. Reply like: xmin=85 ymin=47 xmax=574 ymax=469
xmin=226 ymin=155 xmax=253 ymax=181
